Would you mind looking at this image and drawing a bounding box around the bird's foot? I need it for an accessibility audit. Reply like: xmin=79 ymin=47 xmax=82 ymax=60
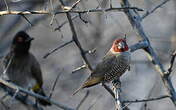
xmin=112 ymin=79 xmax=121 ymax=92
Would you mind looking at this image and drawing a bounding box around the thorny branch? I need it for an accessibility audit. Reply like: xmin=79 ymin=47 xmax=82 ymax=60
xmin=123 ymin=95 xmax=170 ymax=104
xmin=0 ymin=86 xmax=44 ymax=110
xmin=59 ymin=0 xmax=93 ymax=71
xmin=142 ymin=0 xmax=171 ymax=20
xmin=168 ymin=50 xmax=176 ymax=75
xmin=76 ymin=90 xmax=90 ymax=110
xmin=0 ymin=7 xmax=143 ymax=16
xmin=0 ymin=78 xmax=74 ymax=110
xmin=120 ymin=0 xmax=176 ymax=107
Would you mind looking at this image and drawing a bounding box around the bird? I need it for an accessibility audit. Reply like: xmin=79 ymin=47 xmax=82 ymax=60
xmin=73 ymin=38 xmax=131 ymax=95
xmin=3 ymin=31 xmax=51 ymax=106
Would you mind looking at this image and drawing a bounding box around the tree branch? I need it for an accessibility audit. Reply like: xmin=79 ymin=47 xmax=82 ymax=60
xmin=59 ymin=0 xmax=93 ymax=72
xmin=142 ymin=0 xmax=171 ymax=20
xmin=120 ymin=0 xmax=176 ymax=107
xmin=168 ymin=50 xmax=176 ymax=75
xmin=123 ymin=95 xmax=170 ymax=104
xmin=75 ymin=90 xmax=90 ymax=110
xmin=0 ymin=78 xmax=74 ymax=110
xmin=0 ymin=6 xmax=143 ymax=16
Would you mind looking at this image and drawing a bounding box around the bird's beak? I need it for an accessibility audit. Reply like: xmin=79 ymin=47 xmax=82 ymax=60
xmin=118 ymin=42 xmax=125 ymax=49
xmin=25 ymin=37 xmax=34 ymax=42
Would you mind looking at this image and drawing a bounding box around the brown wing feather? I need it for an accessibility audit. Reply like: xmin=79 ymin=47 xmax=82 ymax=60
xmin=91 ymin=51 xmax=116 ymax=78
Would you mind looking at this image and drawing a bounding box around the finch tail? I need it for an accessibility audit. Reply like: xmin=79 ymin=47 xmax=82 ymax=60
xmin=72 ymin=76 xmax=103 ymax=96
xmin=72 ymin=86 xmax=84 ymax=96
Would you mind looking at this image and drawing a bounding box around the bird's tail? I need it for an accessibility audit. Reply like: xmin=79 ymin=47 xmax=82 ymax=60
xmin=72 ymin=86 xmax=84 ymax=96
xmin=35 ymin=89 xmax=52 ymax=106
xmin=72 ymin=77 xmax=103 ymax=96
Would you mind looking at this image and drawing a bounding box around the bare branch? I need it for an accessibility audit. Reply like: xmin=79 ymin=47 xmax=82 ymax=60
xmin=84 ymin=48 xmax=96 ymax=54
xmin=142 ymin=0 xmax=171 ymax=20
xmin=72 ymin=64 xmax=87 ymax=73
xmin=129 ymin=40 xmax=149 ymax=52
xmin=168 ymin=50 xmax=176 ymax=75
xmin=0 ymin=83 xmax=43 ymax=110
xmin=87 ymin=94 xmax=102 ymax=110
xmin=62 ymin=0 xmax=82 ymax=11
xmin=0 ymin=78 xmax=74 ymax=110
xmin=120 ymin=0 xmax=176 ymax=106
xmin=49 ymin=71 xmax=62 ymax=98
xmin=43 ymin=40 xmax=74 ymax=59
xmin=102 ymin=83 xmax=115 ymax=98
xmin=3 ymin=0 xmax=10 ymax=11
xmin=0 ymin=7 xmax=143 ymax=16
xmin=76 ymin=90 xmax=90 ymax=110
xmin=54 ymin=15 xmax=78 ymax=31
xmin=123 ymin=95 xmax=170 ymax=104
xmin=59 ymin=0 xmax=93 ymax=71
xmin=21 ymin=14 xmax=33 ymax=26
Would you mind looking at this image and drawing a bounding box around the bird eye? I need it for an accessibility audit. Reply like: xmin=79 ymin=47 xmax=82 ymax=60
xmin=17 ymin=37 xmax=23 ymax=42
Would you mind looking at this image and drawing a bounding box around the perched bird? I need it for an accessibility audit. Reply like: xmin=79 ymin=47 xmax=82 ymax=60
xmin=73 ymin=38 xmax=130 ymax=95
xmin=3 ymin=31 xmax=51 ymax=106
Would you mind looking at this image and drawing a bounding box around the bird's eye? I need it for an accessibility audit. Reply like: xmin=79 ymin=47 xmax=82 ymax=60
xmin=17 ymin=37 xmax=23 ymax=42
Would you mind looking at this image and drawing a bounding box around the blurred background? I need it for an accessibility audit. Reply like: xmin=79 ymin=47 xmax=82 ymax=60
xmin=0 ymin=0 xmax=176 ymax=110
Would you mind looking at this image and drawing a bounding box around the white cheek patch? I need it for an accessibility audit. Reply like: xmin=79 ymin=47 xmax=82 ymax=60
xmin=118 ymin=46 xmax=121 ymax=49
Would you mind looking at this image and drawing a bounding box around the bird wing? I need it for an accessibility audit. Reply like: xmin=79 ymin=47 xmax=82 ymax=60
xmin=30 ymin=53 xmax=43 ymax=90
xmin=91 ymin=52 xmax=116 ymax=78
xmin=72 ymin=52 xmax=117 ymax=95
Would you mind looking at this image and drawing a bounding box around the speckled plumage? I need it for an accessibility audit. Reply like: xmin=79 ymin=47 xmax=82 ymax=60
xmin=73 ymin=38 xmax=131 ymax=95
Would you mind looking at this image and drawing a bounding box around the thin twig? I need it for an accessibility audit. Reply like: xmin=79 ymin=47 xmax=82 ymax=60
xmin=21 ymin=14 xmax=33 ymax=26
xmin=142 ymin=0 xmax=171 ymax=20
xmin=168 ymin=50 xmax=176 ymax=75
xmin=87 ymin=94 xmax=102 ymax=110
xmin=123 ymin=95 xmax=170 ymax=103
xmin=59 ymin=0 xmax=93 ymax=71
xmin=54 ymin=15 xmax=78 ymax=31
xmin=69 ymin=0 xmax=82 ymax=11
xmin=43 ymin=40 xmax=74 ymax=59
xmin=49 ymin=0 xmax=55 ymax=25
xmin=49 ymin=71 xmax=62 ymax=98
xmin=72 ymin=64 xmax=87 ymax=74
xmin=3 ymin=0 xmax=10 ymax=11
xmin=76 ymin=90 xmax=90 ymax=110
xmin=0 ymin=7 xmax=143 ymax=16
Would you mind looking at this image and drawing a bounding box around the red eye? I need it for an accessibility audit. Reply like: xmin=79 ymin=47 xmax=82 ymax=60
xmin=17 ymin=37 xmax=23 ymax=42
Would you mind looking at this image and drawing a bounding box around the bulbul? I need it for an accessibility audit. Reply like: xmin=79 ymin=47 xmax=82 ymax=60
xmin=3 ymin=31 xmax=51 ymax=106
xmin=73 ymin=38 xmax=131 ymax=95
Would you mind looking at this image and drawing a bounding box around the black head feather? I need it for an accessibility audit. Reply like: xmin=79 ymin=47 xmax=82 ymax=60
xmin=11 ymin=31 xmax=34 ymax=54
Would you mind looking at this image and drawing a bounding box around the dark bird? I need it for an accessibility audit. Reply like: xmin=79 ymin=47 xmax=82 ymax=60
xmin=3 ymin=31 xmax=51 ymax=106
xmin=73 ymin=38 xmax=131 ymax=95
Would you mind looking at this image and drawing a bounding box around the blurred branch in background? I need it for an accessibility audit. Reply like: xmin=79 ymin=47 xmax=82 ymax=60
xmin=142 ymin=0 xmax=171 ymax=20
xmin=123 ymin=95 xmax=170 ymax=104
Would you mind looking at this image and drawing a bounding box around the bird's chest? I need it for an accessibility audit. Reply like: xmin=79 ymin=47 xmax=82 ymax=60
xmin=104 ymin=54 xmax=130 ymax=82
xmin=5 ymin=56 xmax=36 ymax=88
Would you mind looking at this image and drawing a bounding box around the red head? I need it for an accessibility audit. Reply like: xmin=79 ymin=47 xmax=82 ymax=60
xmin=111 ymin=38 xmax=129 ymax=52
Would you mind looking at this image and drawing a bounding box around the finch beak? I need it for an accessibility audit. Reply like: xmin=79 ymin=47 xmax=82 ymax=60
xmin=26 ymin=37 xmax=34 ymax=42
xmin=118 ymin=42 xmax=125 ymax=49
